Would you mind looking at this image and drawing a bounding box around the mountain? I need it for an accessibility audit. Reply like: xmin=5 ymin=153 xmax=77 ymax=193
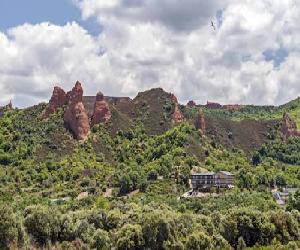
xmin=0 ymin=82 xmax=300 ymax=249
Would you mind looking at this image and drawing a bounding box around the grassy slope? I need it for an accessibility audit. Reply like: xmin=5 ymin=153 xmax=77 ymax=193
xmin=182 ymin=97 xmax=300 ymax=155
xmin=133 ymin=88 xmax=174 ymax=135
xmin=182 ymin=96 xmax=299 ymax=125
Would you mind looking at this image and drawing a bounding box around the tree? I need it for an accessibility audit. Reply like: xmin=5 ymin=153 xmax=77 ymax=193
xmin=237 ymin=169 xmax=258 ymax=189
xmin=0 ymin=205 xmax=25 ymax=249
xmin=148 ymin=170 xmax=158 ymax=181
xmin=142 ymin=213 xmax=176 ymax=249
xmin=92 ymin=229 xmax=111 ymax=250
xmin=186 ymin=231 xmax=212 ymax=250
xmin=119 ymin=173 xmax=133 ymax=195
xmin=115 ymin=224 xmax=144 ymax=250
xmin=287 ymin=190 xmax=300 ymax=211
xmin=221 ymin=208 xmax=275 ymax=247
xmin=24 ymin=205 xmax=61 ymax=245
xmin=252 ymin=152 xmax=262 ymax=166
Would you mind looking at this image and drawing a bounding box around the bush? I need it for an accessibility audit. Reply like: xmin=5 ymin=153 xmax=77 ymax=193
xmin=24 ymin=205 xmax=61 ymax=245
xmin=92 ymin=229 xmax=111 ymax=249
xmin=0 ymin=205 xmax=25 ymax=249
xmin=115 ymin=224 xmax=144 ymax=250
xmin=186 ymin=231 xmax=212 ymax=250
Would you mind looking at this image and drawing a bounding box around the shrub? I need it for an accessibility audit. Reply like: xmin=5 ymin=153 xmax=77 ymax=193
xmin=0 ymin=205 xmax=25 ymax=249
xmin=24 ymin=205 xmax=61 ymax=245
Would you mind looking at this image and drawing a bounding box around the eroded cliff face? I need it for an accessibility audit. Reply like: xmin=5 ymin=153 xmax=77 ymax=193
xmin=0 ymin=101 xmax=13 ymax=117
xmin=43 ymin=87 xmax=67 ymax=118
xmin=91 ymin=92 xmax=111 ymax=127
xmin=195 ymin=110 xmax=206 ymax=135
xmin=63 ymin=82 xmax=90 ymax=141
xmin=64 ymin=102 xmax=90 ymax=141
xmin=66 ymin=81 xmax=83 ymax=104
xmin=43 ymin=81 xmax=113 ymax=140
xmin=6 ymin=101 xmax=13 ymax=111
xmin=171 ymin=94 xmax=185 ymax=124
xmin=281 ymin=113 xmax=300 ymax=139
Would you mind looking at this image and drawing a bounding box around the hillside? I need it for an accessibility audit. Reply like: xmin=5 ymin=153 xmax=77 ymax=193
xmin=279 ymin=97 xmax=300 ymax=128
xmin=0 ymin=83 xmax=300 ymax=249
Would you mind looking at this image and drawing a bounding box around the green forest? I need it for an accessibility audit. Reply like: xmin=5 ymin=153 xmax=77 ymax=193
xmin=0 ymin=92 xmax=300 ymax=250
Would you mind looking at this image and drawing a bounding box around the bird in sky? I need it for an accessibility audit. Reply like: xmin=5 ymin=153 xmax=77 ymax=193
xmin=211 ymin=21 xmax=216 ymax=30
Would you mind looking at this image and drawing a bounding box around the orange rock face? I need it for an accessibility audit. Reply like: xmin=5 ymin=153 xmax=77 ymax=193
xmin=64 ymin=102 xmax=90 ymax=140
xmin=171 ymin=94 xmax=185 ymax=124
xmin=281 ymin=113 xmax=300 ymax=139
xmin=91 ymin=92 xmax=111 ymax=127
xmin=6 ymin=100 xmax=13 ymax=111
xmin=195 ymin=110 xmax=205 ymax=134
xmin=44 ymin=81 xmax=115 ymax=140
xmin=43 ymin=86 xmax=67 ymax=118
xmin=66 ymin=81 xmax=83 ymax=104
xmin=64 ymin=82 xmax=90 ymax=140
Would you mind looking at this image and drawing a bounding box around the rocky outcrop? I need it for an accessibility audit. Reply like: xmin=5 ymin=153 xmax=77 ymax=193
xmin=1 ymin=101 xmax=13 ymax=116
xmin=43 ymin=87 xmax=67 ymax=118
xmin=281 ymin=113 xmax=300 ymax=139
xmin=43 ymin=81 xmax=116 ymax=140
xmin=66 ymin=81 xmax=83 ymax=104
xmin=64 ymin=102 xmax=90 ymax=140
xmin=6 ymin=101 xmax=13 ymax=111
xmin=195 ymin=110 xmax=205 ymax=134
xmin=6 ymin=101 xmax=13 ymax=110
xmin=171 ymin=94 xmax=185 ymax=124
xmin=187 ymin=100 xmax=196 ymax=108
xmin=91 ymin=92 xmax=111 ymax=127
xmin=64 ymin=82 xmax=90 ymax=140
xmin=206 ymin=101 xmax=222 ymax=109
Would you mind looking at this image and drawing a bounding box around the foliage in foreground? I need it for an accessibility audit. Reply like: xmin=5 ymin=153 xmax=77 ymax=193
xmin=0 ymin=202 xmax=300 ymax=250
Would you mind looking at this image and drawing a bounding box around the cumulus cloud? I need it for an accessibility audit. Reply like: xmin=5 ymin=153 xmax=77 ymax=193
xmin=0 ymin=22 xmax=124 ymax=107
xmin=74 ymin=0 xmax=300 ymax=105
xmin=75 ymin=0 xmax=227 ymax=32
xmin=1 ymin=0 xmax=300 ymax=107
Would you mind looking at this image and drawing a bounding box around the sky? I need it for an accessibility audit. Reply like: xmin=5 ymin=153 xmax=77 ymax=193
xmin=0 ymin=0 xmax=300 ymax=107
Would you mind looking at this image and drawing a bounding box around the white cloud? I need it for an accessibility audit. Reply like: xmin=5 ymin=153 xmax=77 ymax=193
xmin=75 ymin=0 xmax=227 ymax=32
xmin=0 ymin=22 xmax=121 ymax=107
xmin=1 ymin=0 xmax=300 ymax=107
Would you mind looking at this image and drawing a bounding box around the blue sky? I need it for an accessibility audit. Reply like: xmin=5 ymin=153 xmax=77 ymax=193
xmin=0 ymin=0 xmax=100 ymax=35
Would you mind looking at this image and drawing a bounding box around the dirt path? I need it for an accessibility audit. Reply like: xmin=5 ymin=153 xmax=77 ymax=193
xmin=103 ymin=188 xmax=113 ymax=198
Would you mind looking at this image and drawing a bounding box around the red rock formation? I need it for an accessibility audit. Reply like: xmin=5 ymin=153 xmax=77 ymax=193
xmin=281 ymin=113 xmax=300 ymax=139
xmin=187 ymin=100 xmax=196 ymax=108
xmin=170 ymin=94 xmax=178 ymax=103
xmin=91 ymin=91 xmax=111 ymax=127
xmin=195 ymin=110 xmax=205 ymax=134
xmin=43 ymin=86 xmax=67 ymax=118
xmin=206 ymin=101 xmax=222 ymax=109
xmin=6 ymin=100 xmax=13 ymax=111
xmin=171 ymin=94 xmax=185 ymax=124
xmin=66 ymin=81 xmax=83 ymax=104
xmin=64 ymin=102 xmax=90 ymax=140
xmin=64 ymin=82 xmax=90 ymax=140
